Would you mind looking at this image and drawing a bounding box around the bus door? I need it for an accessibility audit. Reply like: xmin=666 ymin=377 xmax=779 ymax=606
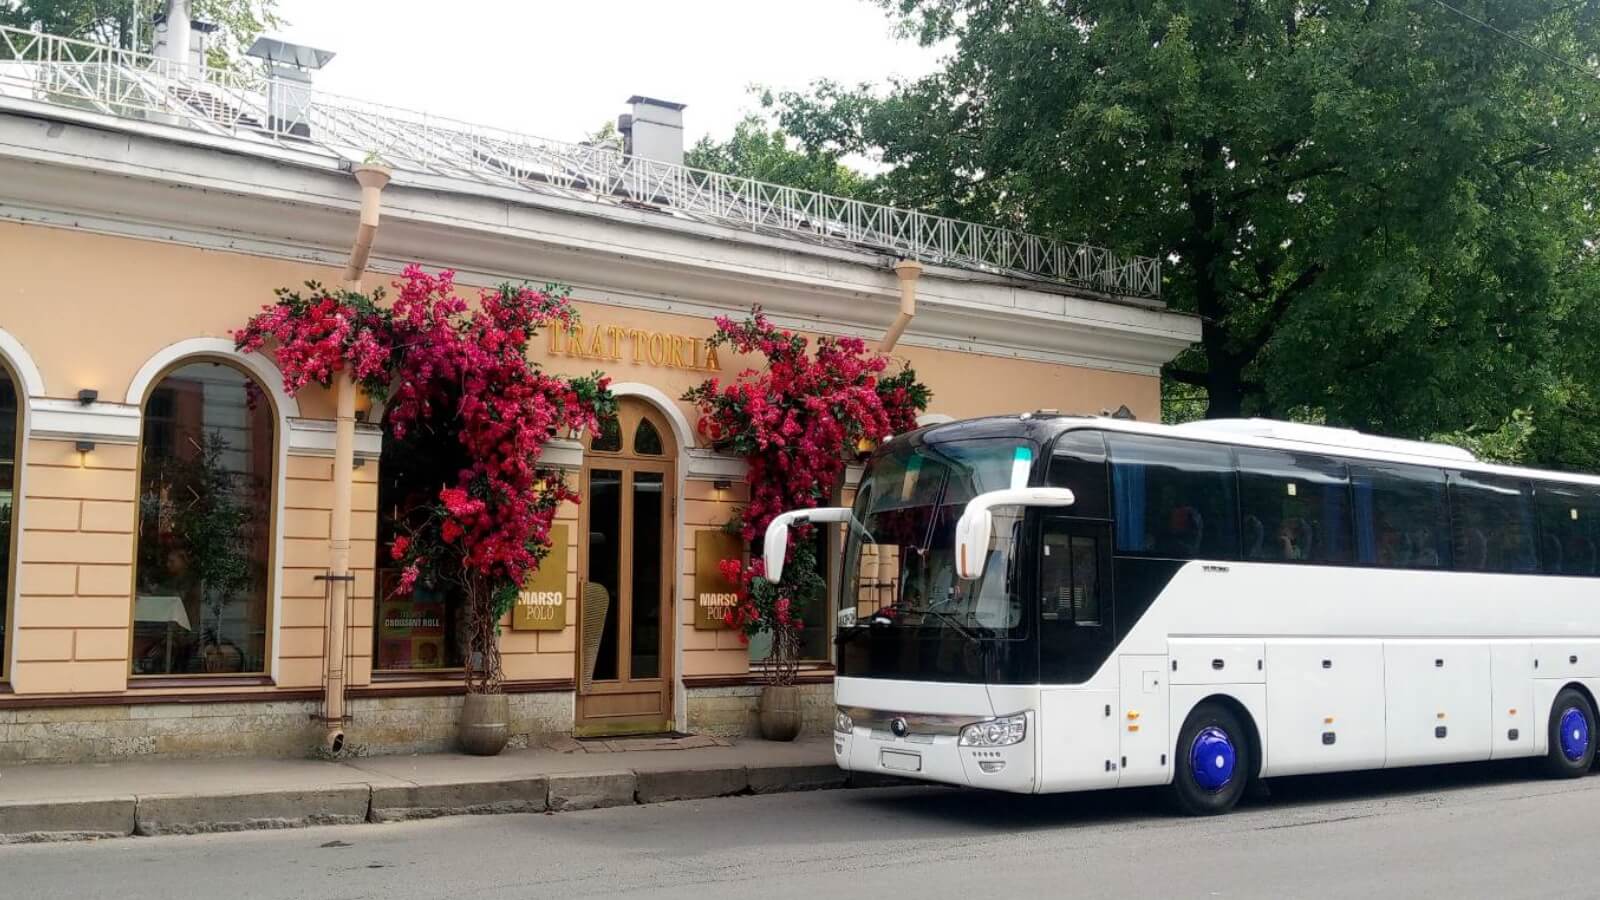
xmin=1036 ymin=514 xmax=1122 ymax=790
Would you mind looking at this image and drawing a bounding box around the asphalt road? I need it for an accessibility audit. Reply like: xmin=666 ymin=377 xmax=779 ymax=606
xmin=4 ymin=760 xmax=1595 ymax=900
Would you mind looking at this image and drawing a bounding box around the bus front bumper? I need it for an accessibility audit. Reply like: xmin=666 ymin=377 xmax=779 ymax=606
xmin=832 ymin=712 xmax=1037 ymax=793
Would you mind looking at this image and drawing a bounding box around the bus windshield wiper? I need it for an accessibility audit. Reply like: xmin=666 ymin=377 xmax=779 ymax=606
xmin=907 ymin=606 xmax=993 ymax=645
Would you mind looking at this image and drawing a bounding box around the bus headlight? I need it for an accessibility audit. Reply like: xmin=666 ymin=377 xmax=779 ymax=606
xmin=958 ymin=714 xmax=1027 ymax=747
xmin=834 ymin=708 xmax=855 ymax=734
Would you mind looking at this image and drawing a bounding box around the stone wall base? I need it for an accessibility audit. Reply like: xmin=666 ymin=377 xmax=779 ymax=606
xmin=684 ymin=683 xmax=833 ymax=738
xmin=1 ymin=684 xmax=841 ymax=763
xmin=0 ymin=692 xmax=575 ymax=765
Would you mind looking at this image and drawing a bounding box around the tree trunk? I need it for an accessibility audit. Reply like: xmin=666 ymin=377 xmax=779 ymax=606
xmin=463 ymin=575 xmax=503 ymax=694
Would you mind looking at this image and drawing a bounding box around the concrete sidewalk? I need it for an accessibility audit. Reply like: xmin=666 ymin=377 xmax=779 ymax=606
xmin=0 ymin=735 xmax=884 ymax=843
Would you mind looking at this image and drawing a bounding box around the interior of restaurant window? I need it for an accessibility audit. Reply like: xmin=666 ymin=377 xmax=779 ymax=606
xmin=133 ymin=361 xmax=274 ymax=675
xmin=748 ymin=524 xmax=833 ymax=664
xmin=0 ymin=363 xmax=17 ymax=677
xmin=374 ymin=416 xmax=467 ymax=672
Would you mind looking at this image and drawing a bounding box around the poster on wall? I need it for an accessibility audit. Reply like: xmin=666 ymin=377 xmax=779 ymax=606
xmin=512 ymin=524 xmax=568 ymax=631
xmin=377 ymin=572 xmax=448 ymax=669
xmin=694 ymin=531 xmax=743 ymax=630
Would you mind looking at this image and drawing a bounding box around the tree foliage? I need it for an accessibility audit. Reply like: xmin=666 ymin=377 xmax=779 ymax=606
xmin=752 ymin=0 xmax=1600 ymax=469
xmin=1 ymin=0 xmax=281 ymax=66
xmin=685 ymin=113 xmax=876 ymax=200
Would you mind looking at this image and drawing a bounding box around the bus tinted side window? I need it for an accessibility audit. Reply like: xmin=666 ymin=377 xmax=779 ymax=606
xmin=1536 ymin=484 xmax=1600 ymax=576
xmin=1447 ymin=472 xmax=1537 ymax=574
xmin=1107 ymin=434 xmax=1239 ymax=560
xmin=1351 ymin=463 xmax=1452 ymax=569
xmin=1237 ymin=449 xmax=1352 ymax=563
xmin=1047 ymin=430 xmax=1109 ymax=519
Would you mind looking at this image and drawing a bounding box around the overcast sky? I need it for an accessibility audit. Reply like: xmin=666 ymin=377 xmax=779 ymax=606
xmin=269 ymin=0 xmax=943 ymax=149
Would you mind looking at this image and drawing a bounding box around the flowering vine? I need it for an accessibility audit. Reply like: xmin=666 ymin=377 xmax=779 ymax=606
xmin=683 ymin=307 xmax=929 ymax=684
xmin=237 ymin=266 xmax=613 ymax=692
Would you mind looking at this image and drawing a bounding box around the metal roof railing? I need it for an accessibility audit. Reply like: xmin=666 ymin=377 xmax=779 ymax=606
xmin=0 ymin=25 xmax=1163 ymax=299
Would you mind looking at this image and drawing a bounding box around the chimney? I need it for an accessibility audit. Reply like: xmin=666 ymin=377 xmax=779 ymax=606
xmin=245 ymin=37 xmax=336 ymax=139
xmin=153 ymin=0 xmax=193 ymax=72
xmin=624 ymin=96 xmax=686 ymax=166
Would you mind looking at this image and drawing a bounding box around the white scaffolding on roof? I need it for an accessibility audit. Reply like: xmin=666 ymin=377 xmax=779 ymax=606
xmin=0 ymin=25 xmax=1163 ymax=300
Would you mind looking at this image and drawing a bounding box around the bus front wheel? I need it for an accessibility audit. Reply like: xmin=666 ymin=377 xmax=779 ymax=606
xmin=1542 ymin=687 xmax=1595 ymax=779
xmin=1171 ymin=702 xmax=1252 ymax=816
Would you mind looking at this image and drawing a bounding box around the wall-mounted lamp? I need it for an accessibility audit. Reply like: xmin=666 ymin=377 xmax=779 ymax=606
xmin=77 ymin=388 xmax=98 ymax=406
xmin=75 ymin=439 xmax=96 ymax=453
xmin=712 ymin=479 xmax=733 ymax=491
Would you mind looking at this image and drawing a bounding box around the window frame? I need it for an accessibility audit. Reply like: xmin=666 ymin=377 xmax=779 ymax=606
xmin=0 ymin=357 xmax=20 ymax=682
xmin=1534 ymin=481 xmax=1600 ymax=577
xmin=1106 ymin=432 xmax=1242 ymax=562
xmin=1446 ymin=470 xmax=1539 ymax=575
xmin=1235 ymin=447 xmax=1356 ymax=566
xmin=131 ymin=355 xmax=280 ymax=680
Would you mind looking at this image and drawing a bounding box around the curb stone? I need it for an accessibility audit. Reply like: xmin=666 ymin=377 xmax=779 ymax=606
xmin=546 ymin=771 xmax=637 ymax=811
xmin=134 ymin=786 xmax=371 ymax=836
xmin=0 ymin=797 xmax=135 ymax=844
xmin=634 ymin=765 xmax=749 ymax=804
xmin=369 ymin=777 xmax=548 ymax=822
xmin=0 ymin=761 xmax=921 ymax=843
xmin=748 ymin=763 xmax=849 ymax=794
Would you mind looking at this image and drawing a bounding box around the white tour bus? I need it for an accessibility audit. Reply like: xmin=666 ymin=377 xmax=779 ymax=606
xmin=763 ymin=414 xmax=1600 ymax=814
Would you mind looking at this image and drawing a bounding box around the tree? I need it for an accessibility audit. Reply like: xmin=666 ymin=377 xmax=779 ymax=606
xmin=685 ymin=114 xmax=876 ymax=200
xmin=759 ymin=1 xmax=1600 ymax=466
xmin=1 ymin=0 xmax=281 ymax=66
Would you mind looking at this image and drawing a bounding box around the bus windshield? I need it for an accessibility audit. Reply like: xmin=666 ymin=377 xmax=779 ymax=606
xmin=838 ymin=438 xmax=1034 ymax=674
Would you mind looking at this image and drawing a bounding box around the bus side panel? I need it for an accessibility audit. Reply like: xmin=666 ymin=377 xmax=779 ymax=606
xmin=1117 ymin=655 xmax=1171 ymax=787
xmin=1490 ymin=643 xmax=1536 ymax=760
xmin=1383 ymin=641 xmax=1491 ymax=767
xmin=1037 ymin=689 xmax=1120 ymax=792
xmin=1263 ymin=640 xmax=1386 ymax=777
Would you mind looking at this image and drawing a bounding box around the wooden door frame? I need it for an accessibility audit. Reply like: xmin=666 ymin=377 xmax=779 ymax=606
xmin=574 ymin=399 xmax=677 ymax=735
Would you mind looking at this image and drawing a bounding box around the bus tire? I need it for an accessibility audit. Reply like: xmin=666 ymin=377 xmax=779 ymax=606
xmin=1171 ymin=702 xmax=1251 ymax=816
xmin=1542 ymin=687 xmax=1595 ymax=779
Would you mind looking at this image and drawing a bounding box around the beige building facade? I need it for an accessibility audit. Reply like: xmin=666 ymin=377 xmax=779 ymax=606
xmin=0 ymin=31 xmax=1198 ymax=762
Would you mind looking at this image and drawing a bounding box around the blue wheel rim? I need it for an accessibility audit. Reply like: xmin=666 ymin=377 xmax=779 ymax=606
xmin=1190 ymin=725 xmax=1237 ymax=792
xmin=1560 ymin=706 xmax=1590 ymax=762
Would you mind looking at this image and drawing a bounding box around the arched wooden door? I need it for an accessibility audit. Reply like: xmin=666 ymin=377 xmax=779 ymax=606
xmin=575 ymin=399 xmax=676 ymax=735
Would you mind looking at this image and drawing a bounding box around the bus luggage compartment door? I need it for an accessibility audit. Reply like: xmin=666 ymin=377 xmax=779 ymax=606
xmin=1384 ymin=641 xmax=1492 ymax=767
xmin=1117 ymin=655 xmax=1171 ymax=787
xmin=1264 ymin=641 xmax=1386 ymax=777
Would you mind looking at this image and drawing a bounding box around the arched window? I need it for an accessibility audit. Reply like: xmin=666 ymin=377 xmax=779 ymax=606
xmin=0 ymin=361 xmax=18 ymax=680
xmin=133 ymin=360 xmax=275 ymax=676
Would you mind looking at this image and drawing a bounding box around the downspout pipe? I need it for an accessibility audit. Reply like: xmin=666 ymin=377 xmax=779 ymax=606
xmin=879 ymin=259 xmax=922 ymax=353
xmin=323 ymin=163 xmax=391 ymax=753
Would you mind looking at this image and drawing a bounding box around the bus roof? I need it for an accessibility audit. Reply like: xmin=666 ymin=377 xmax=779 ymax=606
xmin=904 ymin=414 xmax=1600 ymax=489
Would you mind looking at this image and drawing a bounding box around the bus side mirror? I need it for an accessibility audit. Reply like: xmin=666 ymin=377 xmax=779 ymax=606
xmin=762 ymin=507 xmax=852 ymax=583
xmin=954 ymin=488 xmax=1076 ymax=581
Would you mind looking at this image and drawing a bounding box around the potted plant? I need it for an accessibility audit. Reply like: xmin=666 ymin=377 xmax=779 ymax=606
xmin=237 ymin=266 xmax=612 ymax=755
xmin=721 ymin=538 xmax=824 ymax=740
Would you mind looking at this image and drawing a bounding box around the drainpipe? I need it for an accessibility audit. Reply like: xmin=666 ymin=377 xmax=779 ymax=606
xmin=879 ymin=259 xmax=922 ymax=353
xmin=322 ymin=163 xmax=391 ymax=753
